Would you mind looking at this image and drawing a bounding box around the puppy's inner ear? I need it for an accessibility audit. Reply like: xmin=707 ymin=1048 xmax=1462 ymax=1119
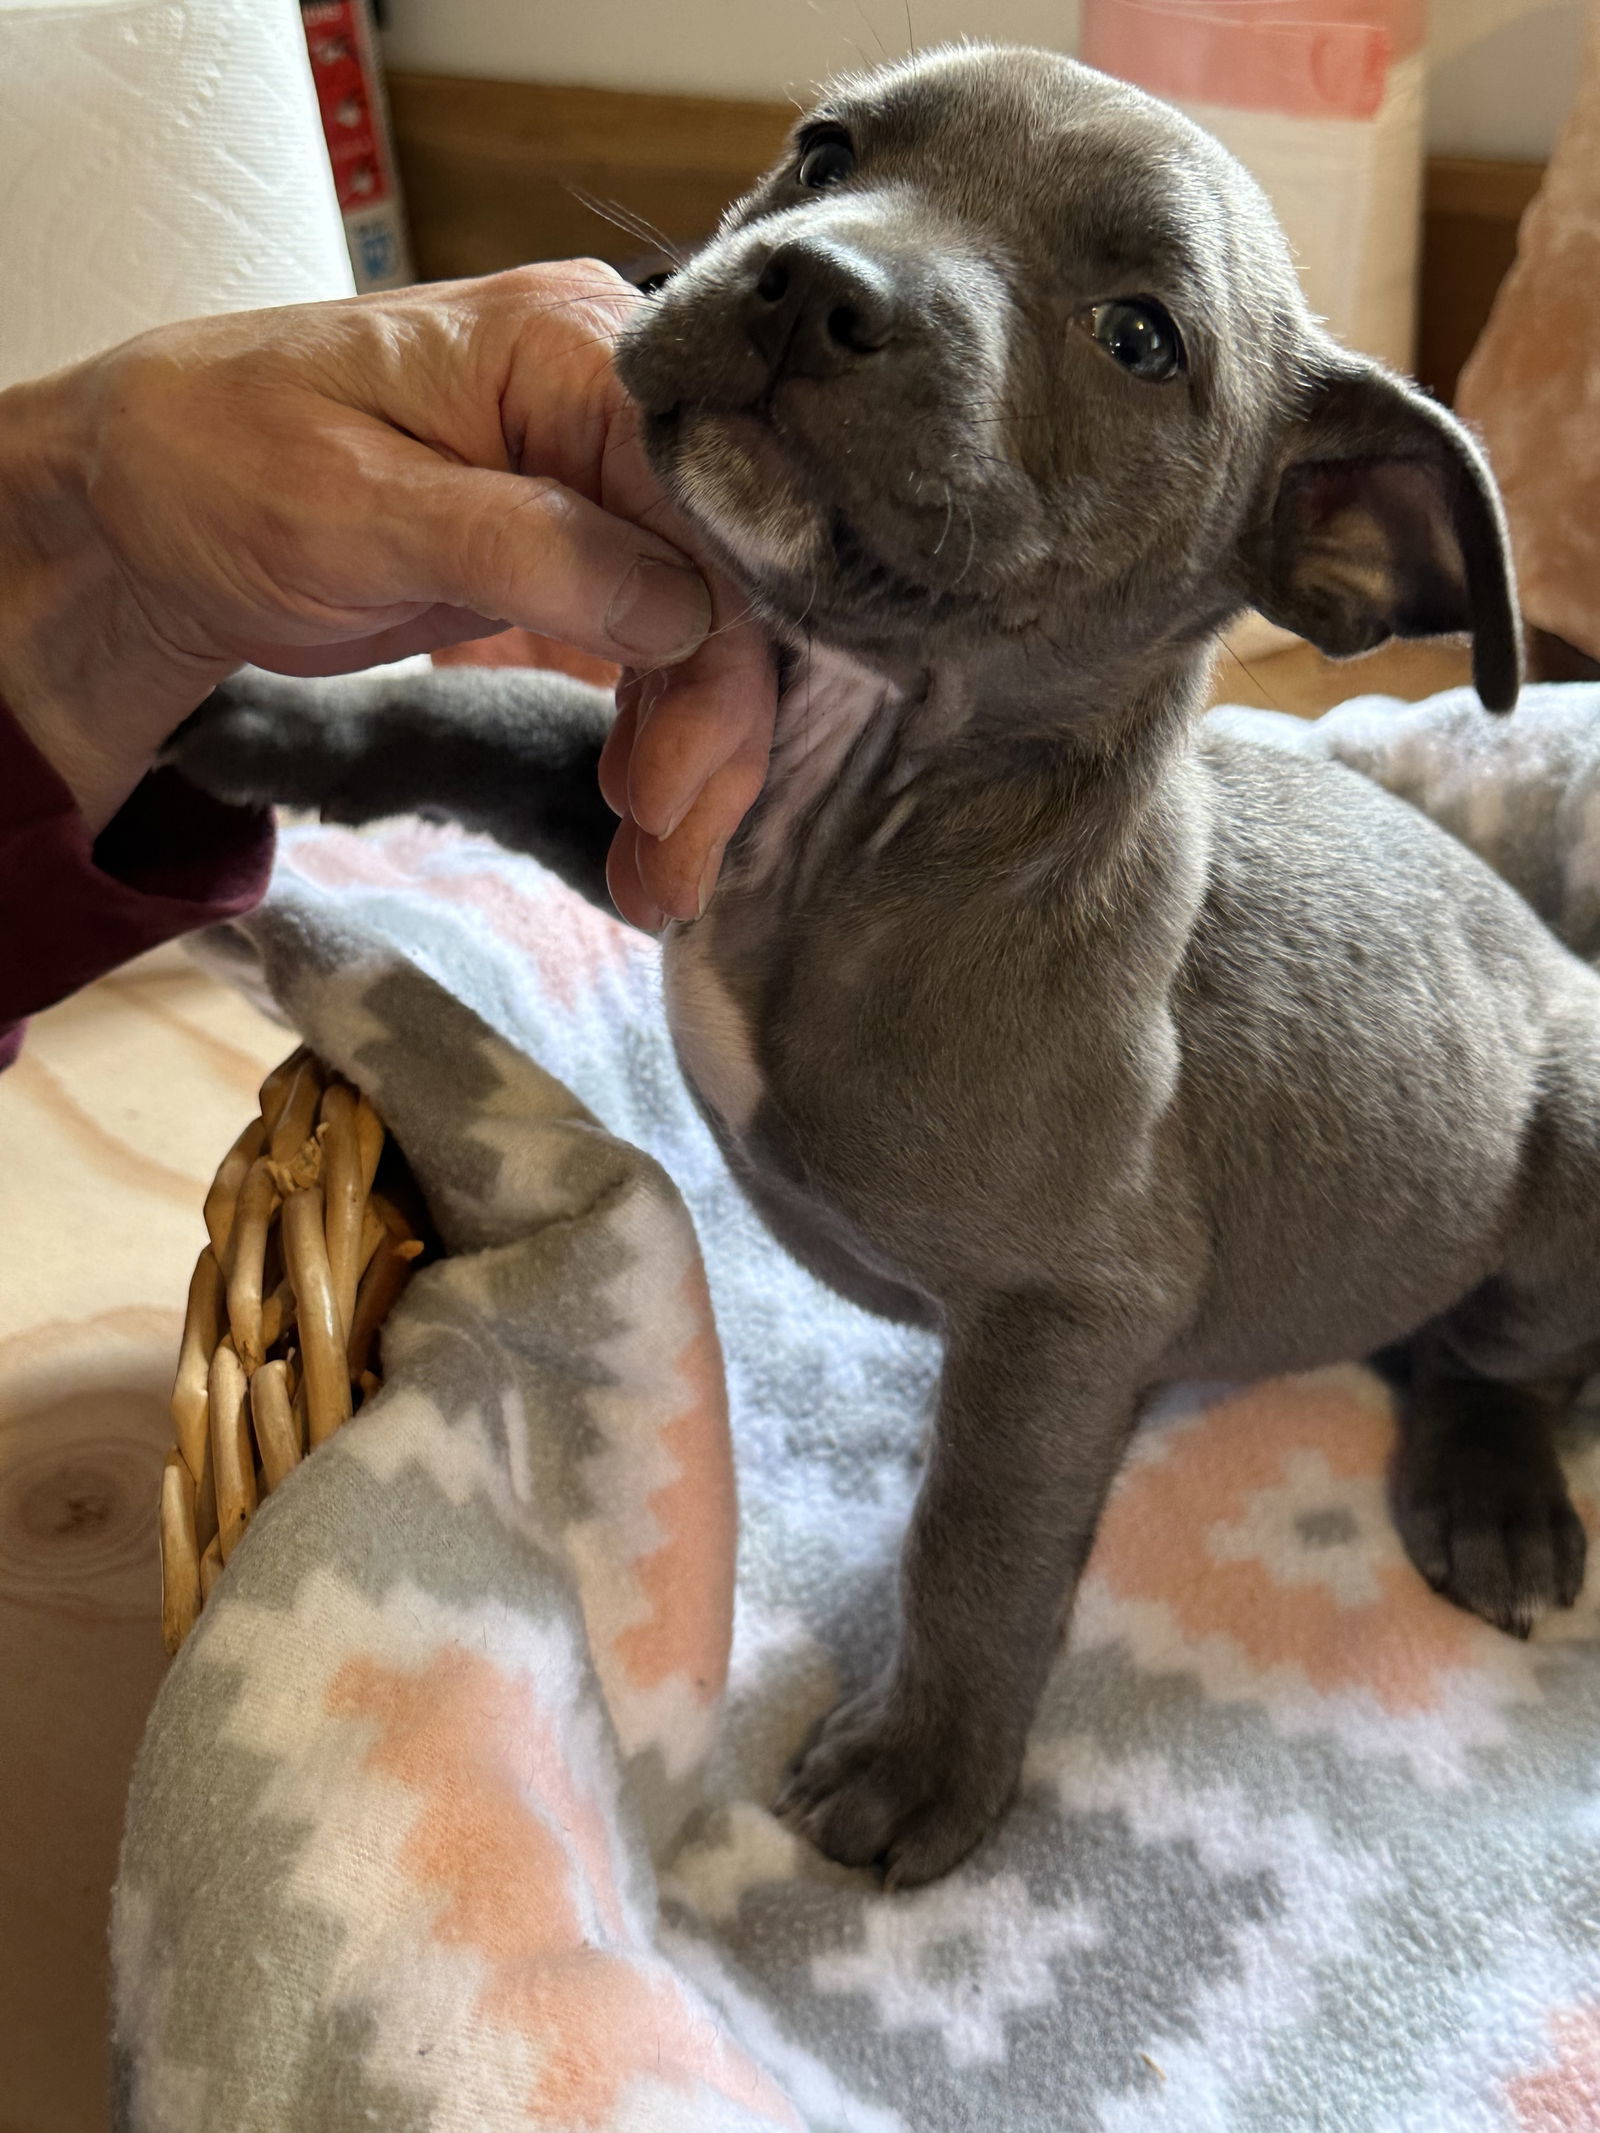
xmin=1277 ymin=459 xmax=1466 ymax=645
xmin=1247 ymin=366 xmax=1522 ymax=712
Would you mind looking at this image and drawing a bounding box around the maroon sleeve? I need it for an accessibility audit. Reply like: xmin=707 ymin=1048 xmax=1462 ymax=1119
xmin=0 ymin=697 xmax=275 ymax=1067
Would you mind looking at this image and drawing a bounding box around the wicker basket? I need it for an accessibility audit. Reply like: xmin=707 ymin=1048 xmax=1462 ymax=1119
xmin=158 ymin=1048 xmax=429 ymax=1654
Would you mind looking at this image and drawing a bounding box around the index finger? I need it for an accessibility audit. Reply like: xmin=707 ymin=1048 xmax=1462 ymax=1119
xmin=622 ymin=606 xmax=776 ymax=842
xmin=629 ymin=723 xmax=773 ymax=921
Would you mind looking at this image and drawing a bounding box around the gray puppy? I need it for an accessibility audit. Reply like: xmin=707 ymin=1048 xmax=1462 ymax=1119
xmin=171 ymin=45 xmax=1600 ymax=1887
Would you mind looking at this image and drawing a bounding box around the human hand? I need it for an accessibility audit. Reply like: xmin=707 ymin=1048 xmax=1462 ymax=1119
xmin=0 ymin=262 xmax=773 ymax=919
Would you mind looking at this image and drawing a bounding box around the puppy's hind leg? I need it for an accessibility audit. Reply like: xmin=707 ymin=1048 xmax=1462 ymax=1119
xmin=1390 ymin=1339 xmax=1586 ymax=1639
xmin=1393 ymin=1008 xmax=1600 ymax=1634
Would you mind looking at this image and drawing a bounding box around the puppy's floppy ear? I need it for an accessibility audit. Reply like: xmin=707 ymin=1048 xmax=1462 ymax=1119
xmin=1241 ymin=358 xmax=1522 ymax=712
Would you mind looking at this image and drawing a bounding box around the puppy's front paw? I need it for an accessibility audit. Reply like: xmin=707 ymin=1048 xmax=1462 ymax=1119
xmin=1396 ymin=1439 xmax=1587 ymax=1638
xmin=774 ymin=1681 xmax=1018 ymax=1887
xmin=165 ymin=676 xmax=352 ymax=812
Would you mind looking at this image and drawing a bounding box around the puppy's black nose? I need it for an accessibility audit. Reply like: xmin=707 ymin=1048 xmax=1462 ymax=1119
xmin=742 ymin=237 xmax=896 ymax=382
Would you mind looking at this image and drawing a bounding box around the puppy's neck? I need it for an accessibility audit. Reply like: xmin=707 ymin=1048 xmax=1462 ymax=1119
xmin=768 ymin=625 xmax=1214 ymax=784
xmin=731 ymin=629 xmax=1214 ymax=906
xmin=735 ymin=641 xmax=902 ymax=895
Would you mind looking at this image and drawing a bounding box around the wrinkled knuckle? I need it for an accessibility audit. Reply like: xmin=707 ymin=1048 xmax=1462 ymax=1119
xmin=494 ymin=257 xmax=631 ymax=325
xmin=565 ymin=255 xmax=626 ymax=290
xmin=548 ymin=256 xmax=633 ymax=314
xmin=467 ymin=479 xmax=568 ymax=611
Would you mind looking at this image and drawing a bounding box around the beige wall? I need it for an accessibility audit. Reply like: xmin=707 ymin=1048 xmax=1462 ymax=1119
xmin=381 ymin=0 xmax=1588 ymax=160
xmin=1429 ymin=0 xmax=1588 ymax=157
xmin=382 ymin=0 xmax=1085 ymax=106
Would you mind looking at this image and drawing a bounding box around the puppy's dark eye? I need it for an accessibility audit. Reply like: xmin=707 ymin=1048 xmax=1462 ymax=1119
xmin=797 ymin=128 xmax=855 ymax=189
xmin=1085 ymin=298 xmax=1185 ymax=383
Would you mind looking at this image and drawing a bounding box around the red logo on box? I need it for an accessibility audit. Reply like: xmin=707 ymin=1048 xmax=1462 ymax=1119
xmin=302 ymin=1 xmax=390 ymax=211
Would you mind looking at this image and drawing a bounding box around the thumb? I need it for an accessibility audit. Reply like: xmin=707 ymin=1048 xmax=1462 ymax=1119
xmin=380 ymin=456 xmax=713 ymax=667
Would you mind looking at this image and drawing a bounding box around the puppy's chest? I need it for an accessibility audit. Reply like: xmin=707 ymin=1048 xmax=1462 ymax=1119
xmin=663 ymin=922 xmax=768 ymax=1139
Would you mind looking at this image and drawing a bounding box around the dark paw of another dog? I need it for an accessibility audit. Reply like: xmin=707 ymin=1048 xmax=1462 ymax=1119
xmin=773 ymin=1680 xmax=1017 ymax=1888
xmin=166 ymin=676 xmax=347 ymax=812
xmin=1394 ymin=1442 xmax=1587 ymax=1639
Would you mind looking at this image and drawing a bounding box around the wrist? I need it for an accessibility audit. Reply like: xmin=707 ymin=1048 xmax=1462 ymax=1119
xmin=0 ymin=357 xmax=221 ymax=832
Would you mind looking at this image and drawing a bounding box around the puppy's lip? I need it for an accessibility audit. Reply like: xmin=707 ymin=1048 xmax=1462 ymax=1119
xmin=693 ymin=406 xmax=790 ymax=467
xmin=655 ymin=402 xmax=809 ymax=499
xmin=664 ymin=405 xmax=988 ymax=616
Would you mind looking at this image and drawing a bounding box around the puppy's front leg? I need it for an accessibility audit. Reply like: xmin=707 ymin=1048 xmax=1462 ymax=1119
xmin=778 ymin=1294 xmax=1141 ymax=1886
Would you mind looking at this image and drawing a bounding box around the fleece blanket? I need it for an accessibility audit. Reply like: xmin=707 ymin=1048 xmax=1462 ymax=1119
xmin=114 ymin=685 xmax=1600 ymax=2133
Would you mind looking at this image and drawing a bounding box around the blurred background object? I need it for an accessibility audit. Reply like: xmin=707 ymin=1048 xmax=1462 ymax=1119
xmin=1456 ymin=0 xmax=1600 ymax=675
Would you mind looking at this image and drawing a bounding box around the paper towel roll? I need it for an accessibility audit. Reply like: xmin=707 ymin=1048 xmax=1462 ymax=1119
xmin=0 ymin=0 xmax=356 ymax=392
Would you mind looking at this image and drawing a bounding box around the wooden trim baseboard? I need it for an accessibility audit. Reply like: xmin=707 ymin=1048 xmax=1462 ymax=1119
xmin=386 ymin=73 xmax=794 ymax=284
xmin=387 ymin=70 xmax=1544 ymax=404
xmin=1418 ymin=156 xmax=1544 ymax=402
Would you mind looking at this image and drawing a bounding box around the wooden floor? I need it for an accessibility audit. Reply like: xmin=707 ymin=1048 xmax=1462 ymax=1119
xmin=0 ymin=634 xmax=1467 ymax=2131
xmin=0 ymin=947 xmax=286 ymax=2133
xmin=1209 ymin=632 xmax=1470 ymax=717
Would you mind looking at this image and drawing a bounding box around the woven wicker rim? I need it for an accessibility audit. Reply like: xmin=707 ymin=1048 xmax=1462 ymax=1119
xmin=158 ymin=1048 xmax=426 ymax=1654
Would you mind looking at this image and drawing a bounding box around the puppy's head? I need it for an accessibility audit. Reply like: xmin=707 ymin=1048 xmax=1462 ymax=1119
xmin=617 ymin=45 xmax=1519 ymax=709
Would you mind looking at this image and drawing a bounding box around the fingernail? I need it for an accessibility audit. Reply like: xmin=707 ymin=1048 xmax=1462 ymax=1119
xmin=606 ymin=557 xmax=712 ymax=662
xmin=696 ymin=839 xmax=728 ymax=919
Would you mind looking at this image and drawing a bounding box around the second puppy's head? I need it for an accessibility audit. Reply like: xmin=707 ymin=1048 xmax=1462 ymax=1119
xmin=617 ymin=45 xmax=1518 ymax=709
